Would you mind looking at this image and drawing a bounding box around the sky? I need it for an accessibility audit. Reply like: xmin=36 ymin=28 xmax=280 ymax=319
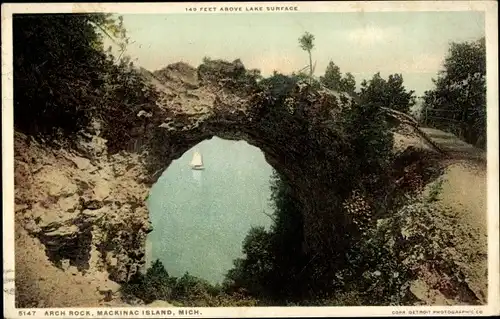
xmin=106 ymin=11 xmax=485 ymax=96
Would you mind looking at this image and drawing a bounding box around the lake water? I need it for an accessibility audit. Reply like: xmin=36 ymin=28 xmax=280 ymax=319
xmin=146 ymin=137 xmax=274 ymax=284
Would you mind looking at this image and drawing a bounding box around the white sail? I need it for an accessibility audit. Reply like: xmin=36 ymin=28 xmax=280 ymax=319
xmin=190 ymin=151 xmax=204 ymax=169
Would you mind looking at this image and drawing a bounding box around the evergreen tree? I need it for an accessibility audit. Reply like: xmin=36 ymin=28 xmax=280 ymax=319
xmin=320 ymin=61 xmax=356 ymax=95
xmin=320 ymin=61 xmax=342 ymax=91
xmin=359 ymin=72 xmax=416 ymax=113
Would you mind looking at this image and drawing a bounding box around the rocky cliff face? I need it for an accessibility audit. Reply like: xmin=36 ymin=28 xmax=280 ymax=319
xmin=14 ymin=60 xmax=447 ymax=305
xmin=15 ymin=131 xmax=152 ymax=284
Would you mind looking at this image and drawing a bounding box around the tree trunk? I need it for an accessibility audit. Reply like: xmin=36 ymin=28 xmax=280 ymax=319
xmin=308 ymin=50 xmax=313 ymax=85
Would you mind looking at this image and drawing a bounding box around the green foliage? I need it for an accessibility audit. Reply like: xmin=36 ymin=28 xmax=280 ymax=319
xmin=320 ymin=61 xmax=342 ymax=90
xmin=341 ymin=72 xmax=357 ymax=95
xmin=319 ymin=61 xmax=356 ymax=94
xmin=360 ymin=72 xmax=416 ymax=113
xmin=224 ymin=171 xmax=308 ymax=303
xmin=148 ymin=259 xmax=170 ymax=279
xmin=121 ymin=259 xmax=260 ymax=306
xmin=337 ymin=238 xmax=415 ymax=306
xmin=223 ymin=227 xmax=275 ymax=297
xmin=13 ymin=14 xmax=159 ymax=152
xmin=224 ymin=68 xmax=413 ymax=304
xmin=340 ymin=94 xmax=394 ymax=199
xmin=422 ymin=37 xmax=486 ymax=148
xmin=426 ymin=178 xmax=444 ymax=203
xmin=298 ymin=32 xmax=315 ymax=52
xmin=379 ymin=198 xmax=484 ymax=304
xmin=14 ymin=14 xmax=107 ymax=138
xmin=121 ymin=260 xmax=213 ymax=304
xmin=258 ymin=72 xmax=301 ymax=101
xmin=121 ymin=259 xmax=174 ymax=304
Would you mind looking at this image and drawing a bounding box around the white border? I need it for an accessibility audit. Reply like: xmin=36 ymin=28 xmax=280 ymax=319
xmin=2 ymin=2 xmax=499 ymax=318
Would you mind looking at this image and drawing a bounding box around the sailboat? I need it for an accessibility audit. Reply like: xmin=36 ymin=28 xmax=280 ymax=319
xmin=190 ymin=150 xmax=205 ymax=170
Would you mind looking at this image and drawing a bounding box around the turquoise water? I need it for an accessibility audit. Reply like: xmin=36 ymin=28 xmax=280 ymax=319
xmin=146 ymin=137 xmax=274 ymax=284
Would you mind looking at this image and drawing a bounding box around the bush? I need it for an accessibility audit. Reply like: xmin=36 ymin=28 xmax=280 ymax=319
xmin=121 ymin=260 xmax=175 ymax=304
xmin=121 ymin=259 xmax=261 ymax=306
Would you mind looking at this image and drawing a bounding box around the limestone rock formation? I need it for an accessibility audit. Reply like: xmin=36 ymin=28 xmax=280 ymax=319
xmin=14 ymin=132 xmax=151 ymax=284
xmin=15 ymin=59 xmax=473 ymax=306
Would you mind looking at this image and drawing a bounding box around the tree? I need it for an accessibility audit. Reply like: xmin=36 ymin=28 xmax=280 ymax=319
xmin=13 ymin=14 xmax=158 ymax=152
xmin=320 ymin=61 xmax=357 ymax=95
xmin=121 ymin=259 xmax=174 ymax=303
xmin=340 ymin=72 xmax=356 ymax=95
xmin=224 ymin=226 xmax=274 ymax=297
xmin=298 ymin=32 xmax=315 ymax=83
xmin=147 ymin=259 xmax=170 ymax=279
xmin=359 ymin=72 xmax=416 ymax=113
xmin=224 ymin=170 xmax=308 ymax=301
xmin=13 ymin=14 xmax=111 ymax=137
xmin=422 ymin=37 xmax=486 ymax=148
xmin=320 ymin=61 xmax=342 ymax=91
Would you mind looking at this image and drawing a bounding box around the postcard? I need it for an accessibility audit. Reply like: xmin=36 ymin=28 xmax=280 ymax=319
xmin=2 ymin=1 xmax=499 ymax=318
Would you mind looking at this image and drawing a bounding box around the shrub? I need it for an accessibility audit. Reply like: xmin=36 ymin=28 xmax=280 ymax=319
xmin=120 ymin=259 xmax=261 ymax=306
xmin=120 ymin=259 xmax=175 ymax=304
xmin=426 ymin=178 xmax=444 ymax=203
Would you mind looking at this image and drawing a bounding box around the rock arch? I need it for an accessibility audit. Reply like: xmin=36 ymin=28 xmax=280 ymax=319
xmin=15 ymin=60 xmax=444 ymax=284
xmin=112 ymin=61 xmax=443 ymax=277
xmin=127 ymin=62 xmax=353 ymax=255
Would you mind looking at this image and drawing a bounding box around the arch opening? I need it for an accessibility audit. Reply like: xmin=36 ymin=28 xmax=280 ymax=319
xmin=145 ymin=136 xmax=276 ymax=284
